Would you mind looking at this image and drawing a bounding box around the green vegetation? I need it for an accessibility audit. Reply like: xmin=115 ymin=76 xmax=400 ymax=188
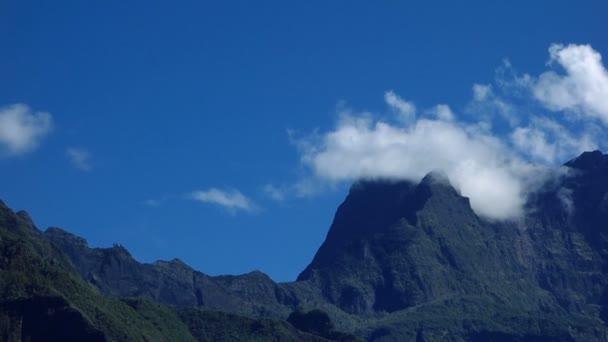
xmin=0 ymin=207 xmax=199 ymax=341
xmin=287 ymin=309 xmax=361 ymax=341
xmin=178 ymin=307 xmax=328 ymax=342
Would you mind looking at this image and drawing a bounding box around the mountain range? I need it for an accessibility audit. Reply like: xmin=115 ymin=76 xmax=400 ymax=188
xmin=2 ymin=151 xmax=608 ymax=341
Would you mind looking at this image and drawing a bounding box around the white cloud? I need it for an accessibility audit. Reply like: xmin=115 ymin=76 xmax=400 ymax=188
xmin=66 ymin=147 xmax=92 ymax=171
xmin=469 ymin=83 xmax=518 ymax=127
xmin=534 ymin=44 xmax=608 ymax=122
xmin=473 ymin=84 xmax=492 ymax=101
xmin=511 ymin=117 xmax=597 ymax=164
xmin=191 ymin=188 xmax=254 ymax=212
xmin=385 ymin=90 xmax=416 ymax=124
xmin=0 ymin=103 xmax=53 ymax=156
xmin=297 ymin=110 xmax=542 ymax=220
xmin=557 ymin=186 xmax=575 ymax=216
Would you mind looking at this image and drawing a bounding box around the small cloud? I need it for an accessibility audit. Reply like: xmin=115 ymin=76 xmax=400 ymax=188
xmin=262 ymin=184 xmax=287 ymax=201
xmin=191 ymin=188 xmax=254 ymax=212
xmin=385 ymin=90 xmax=416 ymax=124
xmin=143 ymin=199 xmax=162 ymax=207
xmin=66 ymin=147 xmax=92 ymax=171
xmin=468 ymin=83 xmax=519 ymax=128
xmin=141 ymin=194 xmax=178 ymax=207
xmin=0 ymin=103 xmax=53 ymax=157
xmin=472 ymin=84 xmax=492 ymax=101
xmin=292 ymin=177 xmax=330 ymax=198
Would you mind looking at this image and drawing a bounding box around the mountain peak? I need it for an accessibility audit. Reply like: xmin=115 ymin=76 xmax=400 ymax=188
xmin=419 ymin=169 xmax=457 ymax=190
xmin=420 ymin=169 xmax=450 ymax=185
xmin=44 ymin=227 xmax=89 ymax=249
xmin=154 ymin=258 xmax=192 ymax=271
xmin=16 ymin=210 xmax=35 ymax=226
xmin=565 ymin=150 xmax=608 ymax=170
xmin=16 ymin=210 xmax=32 ymax=219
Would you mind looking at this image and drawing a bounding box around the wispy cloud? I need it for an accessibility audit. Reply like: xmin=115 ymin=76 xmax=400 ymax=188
xmin=0 ymin=103 xmax=53 ymax=157
xmin=385 ymin=90 xmax=416 ymax=124
xmin=66 ymin=147 xmax=92 ymax=171
xmin=510 ymin=116 xmax=598 ymax=164
xmin=291 ymin=43 xmax=608 ymax=221
xmin=468 ymin=83 xmax=519 ymax=127
xmin=143 ymin=199 xmax=162 ymax=207
xmin=262 ymin=184 xmax=287 ymax=201
xmin=141 ymin=194 xmax=179 ymax=207
xmin=191 ymin=188 xmax=254 ymax=212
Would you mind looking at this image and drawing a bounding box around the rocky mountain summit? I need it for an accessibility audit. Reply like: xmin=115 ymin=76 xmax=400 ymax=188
xmin=2 ymin=151 xmax=608 ymax=340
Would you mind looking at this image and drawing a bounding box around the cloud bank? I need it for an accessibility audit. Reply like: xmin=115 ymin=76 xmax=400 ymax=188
xmin=191 ymin=188 xmax=254 ymax=212
xmin=293 ymin=43 xmax=608 ymax=221
xmin=0 ymin=103 xmax=53 ymax=157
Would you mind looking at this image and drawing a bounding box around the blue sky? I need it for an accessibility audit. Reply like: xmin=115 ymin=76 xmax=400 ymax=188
xmin=1 ymin=1 xmax=608 ymax=281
